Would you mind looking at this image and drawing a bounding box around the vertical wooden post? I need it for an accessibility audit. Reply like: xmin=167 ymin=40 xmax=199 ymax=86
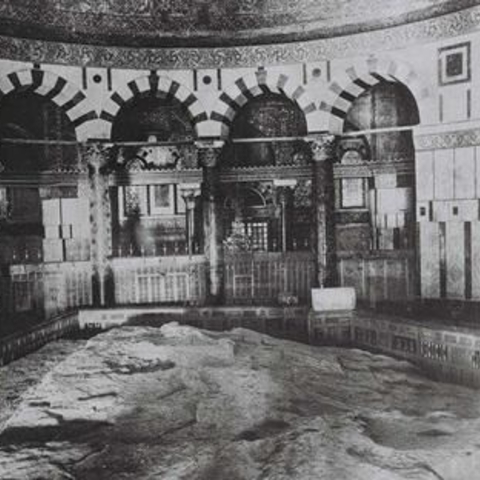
xmin=274 ymin=179 xmax=297 ymax=253
xmin=310 ymin=136 xmax=337 ymax=288
xmin=197 ymin=141 xmax=224 ymax=304
xmin=85 ymin=142 xmax=114 ymax=307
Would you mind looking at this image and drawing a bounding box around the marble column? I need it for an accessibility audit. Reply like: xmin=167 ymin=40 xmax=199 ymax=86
xmin=179 ymin=183 xmax=202 ymax=256
xmin=310 ymin=136 xmax=337 ymax=288
xmin=197 ymin=141 xmax=224 ymax=304
xmin=85 ymin=142 xmax=114 ymax=307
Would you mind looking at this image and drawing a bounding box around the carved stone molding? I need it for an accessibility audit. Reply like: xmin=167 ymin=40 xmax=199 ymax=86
xmin=415 ymin=127 xmax=480 ymax=150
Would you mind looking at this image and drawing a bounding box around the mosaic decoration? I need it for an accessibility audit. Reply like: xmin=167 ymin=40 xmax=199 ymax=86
xmin=0 ymin=0 xmax=474 ymax=48
xmin=0 ymin=6 xmax=479 ymax=68
xmin=116 ymin=145 xmax=198 ymax=171
xmin=212 ymin=71 xmax=316 ymax=140
xmin=322 ymin=58 xmax=428 ymax=135
xmin=293 ymin=180 xmax=312 ymax=208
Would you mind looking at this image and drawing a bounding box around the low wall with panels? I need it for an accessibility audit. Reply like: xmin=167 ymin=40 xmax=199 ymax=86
xmin=78 ymin=305 xmax=310 ymax=342
xmin=1 ymin=262 xmax=93 ymax=331
xmin=0 ymin=312 xmax=79 ymax=366
xmin=4 ymin=302 xmax=480 ymax=389
xmin=348 ymin=315 xmax=480 ymax=388
xmin=337 ymin=251 xmax=416 ymax=307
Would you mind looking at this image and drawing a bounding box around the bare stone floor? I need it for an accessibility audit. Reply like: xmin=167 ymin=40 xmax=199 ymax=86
xmin=0 ymin=323 xmax=479 ymax=479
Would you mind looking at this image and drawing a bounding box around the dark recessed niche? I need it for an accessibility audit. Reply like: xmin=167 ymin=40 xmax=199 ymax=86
xmin=93 ymin=74 xmax=102 ymax=84
xmin=312 ymin=67 xmax=322 ymax=78
xmin=203 ymin=75 xmax=212 ymax=85
xmin=453 ymin=206 xmax=459 ymax=215
xmin=420 ymin=207 xmax=426 ymax=216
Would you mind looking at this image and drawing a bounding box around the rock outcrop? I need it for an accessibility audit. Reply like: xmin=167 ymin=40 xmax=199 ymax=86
xmin=1 ymin=323 xmax=479 ymax=479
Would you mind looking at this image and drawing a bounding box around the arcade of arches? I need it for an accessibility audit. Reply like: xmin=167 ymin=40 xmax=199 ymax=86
xmin=1 ymin=1 xmax=480 ymax=330
xmin=0 ymin=79 xmax=419 ymax=324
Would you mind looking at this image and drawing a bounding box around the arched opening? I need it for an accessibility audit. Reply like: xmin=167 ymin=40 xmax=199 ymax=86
xmin=112 ymin=95 xmax=195 ymax=143
xmin=0 ymin=89 xmax=91 ymax=326
xmin=336 ymin=80 xmax=419 ymax=304
xmin=220 ymin=93 xmax=311 ymax=252
xmin=218 ymin=93 xmax=314 ymax=304
xmin=0 ymin=90 xmax=78 ymax=265
xmin=111 ymin=95 xmax=199 ymax=258
xmin=223 ymin=93 xmax=309 ymax=168
xmin=0 ymin=90 xmax=77 ymax=172
xmin=344 ymin=81 xmax=419 ymax=162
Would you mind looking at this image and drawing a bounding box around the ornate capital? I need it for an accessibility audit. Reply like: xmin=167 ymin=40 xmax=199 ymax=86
xmin=308 ymin=135 xmax=337 ymax=163
xmin=179 ymin=182 xmax=202 ymax=209
xmin=273 ymin=179 xmax=297 ymax=203
xmin=83 ymin=142 xmax=115 ymax=174
xmin=337 ymin=136 xmax=369 ymax=163
xmin=196 ymin=140 xmax=224 ymax=168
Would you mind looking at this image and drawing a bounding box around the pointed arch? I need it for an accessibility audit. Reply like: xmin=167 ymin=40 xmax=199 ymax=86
xmin=320 ymin=57 xmax=430 ymax=134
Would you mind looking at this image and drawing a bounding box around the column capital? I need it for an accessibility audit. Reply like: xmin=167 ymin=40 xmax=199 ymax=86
xmin=195 ymin=140 xmax=225 ymax=168
xmin=83 ymin=141 xmax=115 ymax=173
xmin=179 ymin=182 xmax=202 ymax=201
xmin=307 ymin=134 xmax=337 ymax=163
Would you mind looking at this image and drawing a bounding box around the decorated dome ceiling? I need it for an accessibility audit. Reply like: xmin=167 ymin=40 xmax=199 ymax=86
xmin=0 ymin=0 xmax=479 ymax=48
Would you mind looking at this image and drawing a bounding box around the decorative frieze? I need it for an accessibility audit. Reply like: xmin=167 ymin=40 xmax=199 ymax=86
xmin=415 ymin=127 xmax=480 ymax=150
xmin=0 ymin=6 xmax=480 ymax=68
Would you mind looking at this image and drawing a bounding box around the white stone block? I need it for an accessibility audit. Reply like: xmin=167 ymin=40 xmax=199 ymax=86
xmin=42 ymin=199 xmax=61 ymax=225
xmin=311 ymin=287 xmax=356 ymax=312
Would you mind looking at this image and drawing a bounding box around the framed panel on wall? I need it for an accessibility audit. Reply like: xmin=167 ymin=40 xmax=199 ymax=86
xmin=341 ymin=178 xmax=366 ymax=209
xmin=149 ymin=185 xmax=175 ymax=216
xmin=438 ymin=42 xmax=471 ymax=86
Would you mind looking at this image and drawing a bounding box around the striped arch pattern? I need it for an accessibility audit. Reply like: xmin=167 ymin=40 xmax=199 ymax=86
xmin=211 ymin=70 xmax=317 ymax=138
xmin=99 ymin=73 xmax=208 ymax=137
xmin=320 ymin=57 xmax=430 ymax=134
xmin=0 ymin=68 xmax=97 ymax=134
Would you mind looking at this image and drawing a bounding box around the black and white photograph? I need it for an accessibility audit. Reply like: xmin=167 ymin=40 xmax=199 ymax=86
xmin=0 ymin=1 xmax=479 ymax=478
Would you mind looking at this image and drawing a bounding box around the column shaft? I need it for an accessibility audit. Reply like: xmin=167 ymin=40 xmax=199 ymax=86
xmin=311 ymin=137 xmax=337 ymax=288
xmin=86 ymin=143 xmax=114 ymax=307
xmin=198 ymin=143 xmax=224 ymax=304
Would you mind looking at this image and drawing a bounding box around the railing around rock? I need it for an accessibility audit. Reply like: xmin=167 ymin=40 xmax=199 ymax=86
xmin=1 ymin=262 xmax=93 ymax=321
xmin=224 ymin=251 xmax=315 ymax=305
xmin=111 ymin=255 xmax=208 ymax=306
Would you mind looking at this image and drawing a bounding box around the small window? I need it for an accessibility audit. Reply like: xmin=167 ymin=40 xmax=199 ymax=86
xmin=245 ymin=221 xmax=268 ymax=251
xmin=341 ymin=179 xmax=365 ymax=209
